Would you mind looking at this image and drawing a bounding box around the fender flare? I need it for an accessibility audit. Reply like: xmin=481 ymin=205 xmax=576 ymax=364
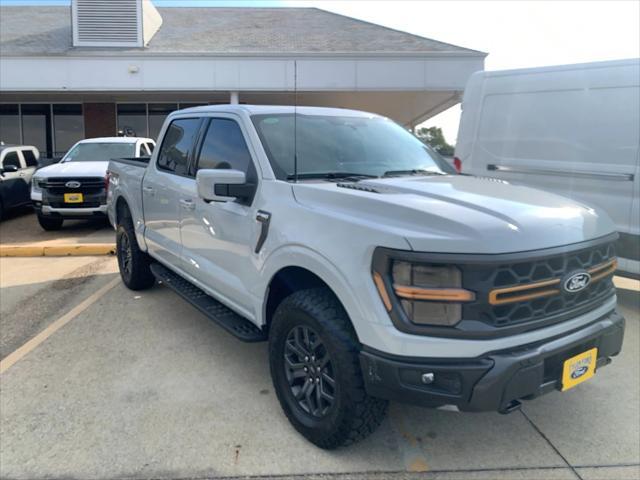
xmin=256 ymin=244 xmax=369 ymax=339
xmin=113 ymin=192 xmax=148 ymax=251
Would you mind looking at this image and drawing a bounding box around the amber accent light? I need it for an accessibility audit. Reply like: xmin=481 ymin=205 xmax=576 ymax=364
xmin=394 ymin=285 xmax=475 ymax=302
xmin=373 ymin=272 xmax=392 ymax=311
xmin=588 ymin=258 xmax=618 ymax=282
xmin=489 ymin=258 xmax=618 ymax=306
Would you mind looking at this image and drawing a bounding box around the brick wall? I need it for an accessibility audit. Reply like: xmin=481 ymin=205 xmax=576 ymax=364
xmin=83 ymin=103 xmax=116 ymax=138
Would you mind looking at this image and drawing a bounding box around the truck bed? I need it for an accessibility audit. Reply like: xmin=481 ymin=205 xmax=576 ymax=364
xmin=106 ymin=158 xmax=147 ymax=245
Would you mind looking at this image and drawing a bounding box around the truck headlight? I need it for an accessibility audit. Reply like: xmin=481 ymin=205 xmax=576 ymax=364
xmin=372 ymin=250 xmax=475 ymax=328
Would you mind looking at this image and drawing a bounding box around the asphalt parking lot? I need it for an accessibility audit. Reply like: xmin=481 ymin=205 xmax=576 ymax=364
xmin=0 ymin=212 xmax=639 ymax=480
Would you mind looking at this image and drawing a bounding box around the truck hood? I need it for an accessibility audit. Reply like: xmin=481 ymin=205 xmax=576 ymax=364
xmin=34 ymin=161 xmax=108 ymax=179
xmin=292 ymin=175 xmax=615 ymax=254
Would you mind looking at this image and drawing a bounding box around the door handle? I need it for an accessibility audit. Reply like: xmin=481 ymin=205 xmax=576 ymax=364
xmin=143 ymin=186 xmax=155 ymax=196
xmin=179 ymin=198 xmax=195 ymax=210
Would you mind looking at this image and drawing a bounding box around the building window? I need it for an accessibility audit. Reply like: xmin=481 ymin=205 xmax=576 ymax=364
xmin=148 ymin=103 xmax=177 ymax=140
xmin=21 ymin=104 xmax=52 ymax=158
xmin=0 ymin=104 xmax=21 ymax=145
xmin=53 ymin=104 xmax=84 ymax=157
xmin=117 ymin=104 xmax=147 ymax=137
xmin=178 ymin=103 xmax=205 ymax=110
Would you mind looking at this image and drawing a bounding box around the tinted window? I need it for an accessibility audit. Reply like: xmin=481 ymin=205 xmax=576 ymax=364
xmin=117 ymin=104 xmax=147 ymax=137
xmin=251 ymin=114 xmax=452 ymax=180
xmin=63 ymin=143 xmax=136 ymax=162
xmin=0 ymin=104 xmax=20 ymax=144
xmin=146 ymin=142 xmax=155 ymax=154
xmin=21 ymin=104 xmax=51 ymax=158
xmin=53 ymin=104 xmax=84 ymax=157
xmin=195 ymin=119 xmax=254 ymax=179
xmin=148 ymin=104 xmax=177 ymax=140
xmin=157 ymin=118 xmax=201 ymax=175
xmin=22 ymin=149 xmax=38 ymax=167
xmin=3 ymin=151 xmax=20 ymax=168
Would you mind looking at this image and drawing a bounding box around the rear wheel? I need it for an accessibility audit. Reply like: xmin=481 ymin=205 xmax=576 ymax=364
xmin=269 ymin=288 xmax=388 ymax=449
xmin=36 ymin=212 xmax=63 ymax=231
xmin=116 ymin=211 xmax=155 ymax=290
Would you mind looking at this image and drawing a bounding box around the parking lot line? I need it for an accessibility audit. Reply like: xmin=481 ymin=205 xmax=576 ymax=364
xmin=0 ymin=276 xmax=120 ymax=374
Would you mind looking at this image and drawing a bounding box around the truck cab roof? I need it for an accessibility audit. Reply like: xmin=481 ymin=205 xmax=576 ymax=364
xmin=76 ymin=137 xmax=154 ymax=144
xmin=176 ymin=104 xmax=384 ymax=119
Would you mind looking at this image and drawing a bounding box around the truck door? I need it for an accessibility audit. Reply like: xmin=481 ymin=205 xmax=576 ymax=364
xmin=177 ymin=116 xmax=262 ymax=321
xmin=142 ymin=117 xmax=202 ymax=268
xmin=0 ymin=150 xmax=29 ymax=208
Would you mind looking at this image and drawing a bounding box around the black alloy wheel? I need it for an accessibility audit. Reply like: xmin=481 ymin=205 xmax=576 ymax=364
xmin=284 ymin=325 xmax=336 ymax=418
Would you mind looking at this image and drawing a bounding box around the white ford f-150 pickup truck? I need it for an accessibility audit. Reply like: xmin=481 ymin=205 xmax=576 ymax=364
xmin=31 ymin=136 xmax=155 ymax=230
xmin=107 ymin=105 xmax=625 ymax=449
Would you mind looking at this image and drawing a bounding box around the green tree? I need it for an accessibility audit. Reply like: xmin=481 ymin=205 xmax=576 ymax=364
xmin=415 ymin=126 xmax=454 ymax=156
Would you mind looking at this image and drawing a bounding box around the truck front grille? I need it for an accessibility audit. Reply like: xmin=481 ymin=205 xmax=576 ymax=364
xmin=41 ymin=177 xmax=106 ymax=207
xmin=462 ymin=241 xmax=617 ymax=329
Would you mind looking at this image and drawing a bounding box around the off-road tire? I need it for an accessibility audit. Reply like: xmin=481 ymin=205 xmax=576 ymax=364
xmin=36 ymin=212 xmax=63 ymax=231
xmin=269 ymin=288 xmax=388 ymax=449
xmin=116 ymin=211 xmax=155 ymax=290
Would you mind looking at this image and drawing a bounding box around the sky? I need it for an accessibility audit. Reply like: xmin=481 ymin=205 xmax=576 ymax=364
xmin=1 ymin=0 xmax=639 ymax=143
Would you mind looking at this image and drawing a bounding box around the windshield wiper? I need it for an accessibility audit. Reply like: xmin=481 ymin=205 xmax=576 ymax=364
xmin=382 ymin=169 xmax=446 ymax=177
xmin=287 ymin=172 xmax=378 ymax=181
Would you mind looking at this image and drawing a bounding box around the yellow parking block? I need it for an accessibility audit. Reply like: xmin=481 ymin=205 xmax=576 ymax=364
xmin=0 ymin=243 xmax=116 ymax=257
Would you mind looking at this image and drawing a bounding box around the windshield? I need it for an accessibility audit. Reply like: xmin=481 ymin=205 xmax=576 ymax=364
xmin=251 ymin=114 xmax=455 ymax=180
xmin=62 ymin=143 xmax=136 ymax=162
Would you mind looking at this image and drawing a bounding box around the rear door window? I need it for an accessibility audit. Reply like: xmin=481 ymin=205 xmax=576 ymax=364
xmin=22 ymin=149 xmax=38 ymax=167
xmin=156 ymin=118 xmax=201 ymax=175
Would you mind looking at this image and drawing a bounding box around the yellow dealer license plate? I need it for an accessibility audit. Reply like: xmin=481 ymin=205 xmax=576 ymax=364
xmin=561 ymin=348 xmax=597 ymax=391
xmin=64 ymin=193 xmax=83 ymax=204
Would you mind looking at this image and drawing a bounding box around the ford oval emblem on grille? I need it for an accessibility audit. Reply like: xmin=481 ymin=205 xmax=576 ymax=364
xmin=563 ymin=271 xmax=591 ymax=293
xmin=65 ymin=181 xmax=81 ymax=188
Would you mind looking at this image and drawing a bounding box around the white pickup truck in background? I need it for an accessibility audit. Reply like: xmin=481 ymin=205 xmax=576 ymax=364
xmin=107 ymin=105 xmax=625 ymax=449
xmin=31 ymin=136 xmax=155 ymax=230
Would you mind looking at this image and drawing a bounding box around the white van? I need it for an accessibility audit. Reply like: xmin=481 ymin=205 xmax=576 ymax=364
xmin=455 ymin=59 xmax=640 ymax=277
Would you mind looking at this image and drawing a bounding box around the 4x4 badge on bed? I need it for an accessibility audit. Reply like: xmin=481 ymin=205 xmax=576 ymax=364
xmin=563 ymin=271 xmax=591 ymax=293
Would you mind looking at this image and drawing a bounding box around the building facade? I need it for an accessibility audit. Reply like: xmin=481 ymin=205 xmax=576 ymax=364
xmin=0 ymin=1 xmax=485 ymax=158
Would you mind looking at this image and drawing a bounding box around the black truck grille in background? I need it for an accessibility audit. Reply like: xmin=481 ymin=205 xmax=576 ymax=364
xmin=40 ymin=177 xmax=105 ymax=192
xmin=462 ymin=241 xmax=617 ymax=328
xmin=41 ymin=177 xmax=106 ymax=207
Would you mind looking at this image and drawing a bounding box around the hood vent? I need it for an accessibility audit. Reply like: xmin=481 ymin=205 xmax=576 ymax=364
xmin=336 ymin=182 xmax=384 ymax=194
xmin=72 ymin=0 xmax=162 ymax=48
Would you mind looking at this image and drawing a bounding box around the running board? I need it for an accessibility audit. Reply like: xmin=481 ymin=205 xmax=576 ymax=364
xmin=150 ymin=263 xmax=266 ymax=342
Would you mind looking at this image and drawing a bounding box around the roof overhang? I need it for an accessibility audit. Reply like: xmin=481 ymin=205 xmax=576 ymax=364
xmin=0 ymin=54 xmax=484 ymax=125
xmin=0 ymin=54 xmax=483 ymax=92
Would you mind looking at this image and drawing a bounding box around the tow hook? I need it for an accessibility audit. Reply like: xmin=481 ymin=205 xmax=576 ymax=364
xmin=499 ymin=400 xmax=522 ymax=414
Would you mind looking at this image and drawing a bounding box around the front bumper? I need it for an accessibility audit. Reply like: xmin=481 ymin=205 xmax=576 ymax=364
xmin=36 ymin=204 xmax=108 ymax=219
xmin=360 ymin=309 xmax=625 ymax=413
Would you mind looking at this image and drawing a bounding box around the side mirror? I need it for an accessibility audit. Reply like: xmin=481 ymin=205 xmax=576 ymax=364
xmin=0 ymin=164 xmax=19 ymax=175
xmin=196 ymin=169 xmax=254 ymax=203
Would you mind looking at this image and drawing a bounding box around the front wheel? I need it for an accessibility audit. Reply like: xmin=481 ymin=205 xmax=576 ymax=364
xmin=269 ymin=288 xmax=388 ymax=449
xmin=116 ymin=215 xmax=155 ymax=290
xmin=36 ymin=212 xmax=63 ymax=231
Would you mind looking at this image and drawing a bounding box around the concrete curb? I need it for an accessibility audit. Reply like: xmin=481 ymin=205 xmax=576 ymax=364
xmin=0 ymin=243 xmax=116 ymax=257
